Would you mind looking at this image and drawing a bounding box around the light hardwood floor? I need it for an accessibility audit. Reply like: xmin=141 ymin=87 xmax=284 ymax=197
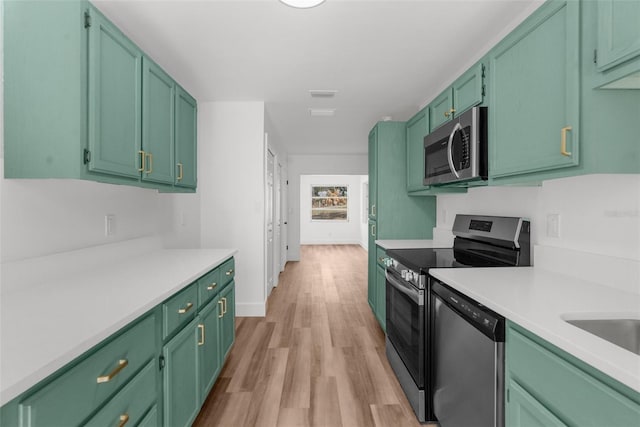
xmin=194 ymin=245 xmax=424 ymax=427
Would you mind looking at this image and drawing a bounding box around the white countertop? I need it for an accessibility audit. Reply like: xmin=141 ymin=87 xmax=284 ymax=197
xmin=0 ymin=248 xmax=236 ymax=406
xmin=429 ymin=266 xmax=640 ymax=393
xmin=375 ymin=239 xmax=453 ymax=250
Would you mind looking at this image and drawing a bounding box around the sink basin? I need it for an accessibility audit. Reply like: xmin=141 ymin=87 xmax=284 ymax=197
xmin=565 ymin=318 xmax=640 ymax=356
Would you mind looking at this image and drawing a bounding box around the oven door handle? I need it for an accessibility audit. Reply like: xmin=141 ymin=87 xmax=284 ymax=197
xmin=386 ymin=271 xmax=424 ymax=306
xmin=447 ymin=122 xmax=462 ymax=179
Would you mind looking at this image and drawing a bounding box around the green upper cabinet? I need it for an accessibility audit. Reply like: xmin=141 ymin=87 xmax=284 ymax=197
xmin=142 ymin=57 xmax=175 ymax=185
xmin=406 ymin=107 xmax=429 ymax=192
xmin=593 ymin=0 xmax=640 ymax=88
xmin=175 ymin=86 xmax=198 ymax=188
xmin=3 ymin=1 xmax=197 ymax=192
xmin=429 ymin=63 xmax=485 ymax=132
xmin=87 ymin=6 xmax=142 ymax=179
xmin=452 ymin=63 xmax=485 ymax=116
xmin=596 ymin=0 xmax=640 ymax=69
xmin=368 ymin=128 xmax=378 ymax=220
xmin=489 ymin=0 xmax=580 ymax=180
xmin=429 ymin=90 xmax=454 ymax=131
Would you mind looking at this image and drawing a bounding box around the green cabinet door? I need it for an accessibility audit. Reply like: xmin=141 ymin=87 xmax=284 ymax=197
xmin=198 ymin=298 xmax=222 ymax=404
xmin=368 ymin=128 xmax=378 ymax=220
xmin=175 ymin=86 xmax=198 ymax=188
xmin=142 ymin=57 xmax=175 ymax=185
xmin=452 ymin=63 xmax=485 ymax=115
xmin=375 ymin=264 xmax=386 ymax=332
xmin=87 ymin=5 xmax=142 ymax=179
xmin=430 ymin=89 xmax=453 ymax=131
xmin=406 ymin=108 xmax=429 ymax=192
xmin=489 ymin=0 xmax=580 ymax=179
xmin=163 ymin=318 xmax=200 ymax=427
xmin=220 ymin=283 xmax=236 ymax=361
xmin=596 ymin=0 xmax=640 ymax=72
xmin=506 ymin=379 xmax=568 ymax=427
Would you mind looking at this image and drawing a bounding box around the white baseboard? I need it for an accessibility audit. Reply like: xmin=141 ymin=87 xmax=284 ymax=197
xmin=235 ymin=302 xmax=266 ymax=317
xmin=300 ymin=240 xmax=362 ymax=245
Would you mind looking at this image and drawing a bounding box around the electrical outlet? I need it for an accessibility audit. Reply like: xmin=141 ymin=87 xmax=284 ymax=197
xmin=546 ymin=213 xmax=560 ymax=238
xmin=105 ymin=214 xmax=116 ymax=236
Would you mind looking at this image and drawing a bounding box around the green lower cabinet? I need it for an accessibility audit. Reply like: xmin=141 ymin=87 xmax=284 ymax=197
xmin=507 ymin=379 xmax=568 ymax=427
xmin=220 ymin=282 xmax=236 ymax=361
xmin=489 ymin=0 xmax=580 ymax=180
xmin=163 ymin=318 xmax=200 ymax=427
xmin=367 ymin=220 xmax=377 ymax=313
xmin=84 ymin=361 xmax=156 ymax=427
xmin=506 ymin=322 xmax=640 ymax=427
xmin=198 ymin=297 xmax=223 ymax=403
xmin=138 ymin=405 xmax=159 ymax=427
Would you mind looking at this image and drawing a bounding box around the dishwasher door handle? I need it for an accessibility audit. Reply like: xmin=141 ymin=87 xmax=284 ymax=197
xmin=386 ymin=271 xmax=424 ymax=306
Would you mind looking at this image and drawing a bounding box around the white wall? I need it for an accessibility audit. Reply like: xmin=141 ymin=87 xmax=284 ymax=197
xmin=300 ymin=175 xmax=365 ymax=245
xmin=436 ymin=174 xmax=640 ymax=261
xmin=199 ymin=101 xmax=266 ymax=316
xmin=360 ymin=176 xmax=369 ymax=250
xmin=287 ymin=154 xmax=368 ymax=261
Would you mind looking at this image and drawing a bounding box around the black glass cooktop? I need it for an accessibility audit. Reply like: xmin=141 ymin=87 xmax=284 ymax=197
xmin=386 ymin=239 xmax=524 ymax=273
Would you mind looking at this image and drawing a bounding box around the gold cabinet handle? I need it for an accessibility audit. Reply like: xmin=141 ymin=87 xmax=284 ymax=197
xmin=371 ymin=224 xmax=376 ymax=237
xmin=138 ymin=151 xmax=145 ymax=172
xmin=207 ymin=282 xmax=218 ymax=291
xmin=225 ymin=269 xmax=234 ymax=276
xmin=177 ymin=163 xmax=184 ymax=181
xmin=97 ymin=359 xmax=128 ymax=383
xmin=144 ymin=152 xmax=153 ymax=174
xmin=371 ymin=204 xmax=376 ymax=216
xmin=218 ymin=300 xmax=224 ymax=318
xmin=118 ymin=414 xmax=130 ymax=427
xmin=561 ymin=126 xmax=572 ymax=156
xmin=178 ymin=302 xmax=193 ymax=314
xmin=198 ymin=324 xmax=205 ymax=346
xmin=222 ymin=297 xmax=227 ymax=315
xmin=444 ymin=108 xmax=456 ymax=118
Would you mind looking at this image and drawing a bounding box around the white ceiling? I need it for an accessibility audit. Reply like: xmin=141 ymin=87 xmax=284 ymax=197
xmin=93 ymin=0 xmax=544 ymax=155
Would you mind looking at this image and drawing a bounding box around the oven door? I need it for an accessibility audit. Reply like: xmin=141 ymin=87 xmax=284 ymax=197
xmin=385 ymin=270 xmax=425 ymax=388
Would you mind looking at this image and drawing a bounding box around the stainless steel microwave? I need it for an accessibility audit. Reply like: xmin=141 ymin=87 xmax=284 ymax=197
xmin=423 ymin=106 xmax=487 ymax=186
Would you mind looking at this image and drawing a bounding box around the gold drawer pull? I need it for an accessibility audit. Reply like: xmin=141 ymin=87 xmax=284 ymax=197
xmin=560 ymin=126 xmax=572 ymax=156
xmin=177 ymin=162 xmax=184 ymax=181
xmin=222 ymin=297 xmax=227 ymax=315
xmin=207 ymin=282 xmax=218 ymax=291
xmin=198 ymin=324 xmax=205 ymax=346
xmin=178 ymin=302 xmax=193 ymax=314
xmin=225 ymin=269 xmax=234 ymax=276
xmin=145 ymin=152 xmax=153 ymax=174
xmin=97 ymin=359 xmax=128 ymax=383
xmin=218 ymin=300 xmax=224 ymax=318
xmin=118 ymin=414 xmax=130 ymax=427
xmin=444 ymin=108 xmax=456 ymax=118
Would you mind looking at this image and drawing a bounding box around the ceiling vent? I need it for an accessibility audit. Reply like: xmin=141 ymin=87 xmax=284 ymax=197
xmin=309 ymin=108 xmax=336 ymax=117
xmin=309 ymin=90 xmax=338 ymax=98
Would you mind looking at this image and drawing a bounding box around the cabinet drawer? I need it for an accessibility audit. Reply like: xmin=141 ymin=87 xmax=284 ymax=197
xmin=198 ymin=267 xmax=221 ymax=307
xmin=220 ymin=258 xmax=235 ymax=286
xmin=19 ymin=314 xmax=156 ymax=427
xmin=84 ymin=360 xmax=156 ymax=427
xmin=163 ymin=283 xmax=198 ymax=339
xmin=138 ymin=405 xmax=158 ymax=427
xmin=507 ymin=325 xmax=640 ymax=426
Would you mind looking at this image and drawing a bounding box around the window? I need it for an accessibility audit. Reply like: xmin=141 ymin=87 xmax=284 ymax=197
xmin=311 ymin=185 xmax=348 ymax=221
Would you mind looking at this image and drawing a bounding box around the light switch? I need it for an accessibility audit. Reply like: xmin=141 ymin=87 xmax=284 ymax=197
xmin=105 ymin=214 xmax=116 ymax=236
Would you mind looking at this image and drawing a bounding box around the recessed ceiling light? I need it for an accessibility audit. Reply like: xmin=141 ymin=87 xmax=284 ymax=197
xmin=309 ymin=108 xmax=336 ymax=117
xmin=309 ymin=90 xmax=338 ymax=98
xmin=279 ymin=0 xmax=326 ymax=9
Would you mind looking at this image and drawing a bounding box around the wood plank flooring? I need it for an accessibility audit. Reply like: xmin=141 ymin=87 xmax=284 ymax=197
xmin=194 ymin=245 xmax=424 ymax=427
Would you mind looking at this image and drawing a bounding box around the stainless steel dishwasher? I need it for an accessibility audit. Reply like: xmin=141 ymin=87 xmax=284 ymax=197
xmin=431 ymin=280 xmax=505 ymax=427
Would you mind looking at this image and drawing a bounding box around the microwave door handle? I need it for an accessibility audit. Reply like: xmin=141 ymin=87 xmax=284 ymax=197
xmin=447 ymin=122 xmax=462 ymax=179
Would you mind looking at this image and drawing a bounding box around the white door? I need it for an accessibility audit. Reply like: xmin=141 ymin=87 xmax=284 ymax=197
xmin=266 ymin=149 xmax=275 ymax=297
xmin=274 ymin=160 xmax=282 ymax=287
xmin=280 ymin=165 xmax=288 ymax=271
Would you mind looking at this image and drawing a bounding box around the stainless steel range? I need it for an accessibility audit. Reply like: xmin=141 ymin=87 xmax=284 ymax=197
xmin=384 ymin=214 xmax=530 ymax=423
